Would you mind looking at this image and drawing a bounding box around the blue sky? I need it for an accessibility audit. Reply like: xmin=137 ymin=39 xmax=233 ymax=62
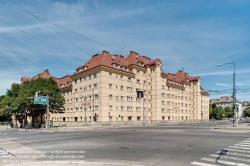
xmin=0 ymin=0 xmax=250 ymax=101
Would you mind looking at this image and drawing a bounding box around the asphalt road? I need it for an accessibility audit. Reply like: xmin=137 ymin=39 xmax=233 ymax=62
xmin=1 ymin=121 xmax=250 ymax=166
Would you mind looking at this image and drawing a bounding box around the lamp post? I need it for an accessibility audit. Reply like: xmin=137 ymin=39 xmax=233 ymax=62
xmin=217 ymin=62 xmax=236 ymax=127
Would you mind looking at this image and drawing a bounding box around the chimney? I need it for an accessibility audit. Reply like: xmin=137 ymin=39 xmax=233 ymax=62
xmin=103 ymin=50 xmax=109 ymax=54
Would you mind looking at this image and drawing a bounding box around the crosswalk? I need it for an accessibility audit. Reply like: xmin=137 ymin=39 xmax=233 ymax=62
xmin=0 ymin=148 xmax=13 ymax=159
xmin=191 ymin=138 xmax=250 ymax=166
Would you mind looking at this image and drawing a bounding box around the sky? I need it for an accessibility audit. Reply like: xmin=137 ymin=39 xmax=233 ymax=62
xmin=0 ymin=0 xmax=250 ymax=101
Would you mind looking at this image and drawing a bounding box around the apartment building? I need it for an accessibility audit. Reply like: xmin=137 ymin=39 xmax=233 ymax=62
xmin=21 ymin=51 xmax=209 ymax=126
xmin=210 ymin=96 xmax=243 ymax=118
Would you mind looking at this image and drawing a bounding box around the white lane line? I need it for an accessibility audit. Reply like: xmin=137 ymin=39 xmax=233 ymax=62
xmin=190 ymin=161 xmax=219 ymax=166
xmin=224 ymin=148 xmax=250 ymax=154
xmin=230 ymin=146 xmax=250 ymax=150
xmin=235 ymin=144 xmax=250 ymax=147
xmin=201 ymin=157 xmax=249 ymax=166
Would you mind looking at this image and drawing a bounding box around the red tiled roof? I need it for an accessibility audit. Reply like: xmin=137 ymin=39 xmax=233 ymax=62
xmin=20 ymin=69 xmax=72 ymax=89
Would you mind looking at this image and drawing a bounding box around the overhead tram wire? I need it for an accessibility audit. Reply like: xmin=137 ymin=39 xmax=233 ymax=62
xmin=0 ymin=18 xmax=83 ymax=64
xmin=10 ymin=0 xmax=91 ymax=58
xmin=0 ymin=40 xmax=44 ymax=71
xmin=0 ymin=0 xmax=122 ymax=55
xmin=0 ymin=50 xmax=28 ymax=77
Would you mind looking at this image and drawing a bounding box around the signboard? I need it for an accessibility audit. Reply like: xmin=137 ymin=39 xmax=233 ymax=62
xmin=47 ymin=114 xmax=51 ymax=119
xmin=34 ymin=96 xmax=48 ymax=105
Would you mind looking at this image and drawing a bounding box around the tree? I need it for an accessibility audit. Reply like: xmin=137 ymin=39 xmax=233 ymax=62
xmin=243 ymin=108 xmax=250 ymax=118
xmin=215 ymin=106 xmax=225 ymax=120
xmin=224 ymin=106 xmax=233 ymax=119
xmin=209 ymin=104 xmax=217 ymax=119
xmin=17 ymin=78 xmax=65 ymax=127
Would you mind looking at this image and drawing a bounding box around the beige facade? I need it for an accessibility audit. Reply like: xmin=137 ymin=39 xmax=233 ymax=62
xmin=51 ymin=51 xmax=209 ymax=126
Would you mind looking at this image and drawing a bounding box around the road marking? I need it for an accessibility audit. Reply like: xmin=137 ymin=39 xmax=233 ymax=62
xmin=190 ymin=161 xmax=219 ymax=166
xmin=230 ymin=146 xmax=250 ymax=150
xmin=200 ymin=157 xmax=249 ymax=166
xmin=235 ymin=144 xmax=250 ymax=147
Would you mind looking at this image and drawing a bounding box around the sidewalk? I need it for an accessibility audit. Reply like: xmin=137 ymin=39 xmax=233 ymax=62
xmin=214 ymin=122 xmax=250 ymax=131
xmin=2 ymin=161 xmax=144 ymax=166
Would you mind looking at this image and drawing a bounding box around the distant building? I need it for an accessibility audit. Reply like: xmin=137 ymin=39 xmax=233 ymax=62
xmin=242 ymin=101 xmax=249 ymax=113
xmin=21 ymin=50 xmax=210 ymax=126
xmin=210 ymin=96 xmax=243 ymax=118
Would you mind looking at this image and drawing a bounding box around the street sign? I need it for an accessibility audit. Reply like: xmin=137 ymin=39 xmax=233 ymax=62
xmin=47 ymin=114 xmax=51 ymax=119
xmin=34 ymin=96 xmax=48 ymax=105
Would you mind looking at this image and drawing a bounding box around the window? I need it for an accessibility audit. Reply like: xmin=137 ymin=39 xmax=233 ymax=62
xmin=139 ymin=62 xmax=144 ymax=66
xmin=94 ymin=73 xmax=97 ymax=78
xmin=75 ymin=89 xmax=77 ymax=93
xmin=123 ymin=67 xmax=128 ymax=71
xmin=121 ymin=106 xmax=124 ymax=111
xmin=128 ymin=77 xmax=131 ymax=82
xmin=162 ymin=101 xmax=165 ymax=105
xmin=136 ymin=79 xmax=140 ymax=84
xmin=127 ymin=97 xmax=131 ymax=101
xmin=95 ymin=105 xmax=98 ymax=110
xmin=94 ymin=84 xmax=97 ymax=88
xmin=88 ymin=96 xmax=91 ymax=101
xmin=121 ymin=86 xmax=123 ymax=91
xmin=75 ymin=108 xmax=78 ymax=112
xmin=116 ymin=96 xmax=118 ymax=101
xmin=128 ymin=116 xmax=132 ymax=121
xmin=162 ymin=85 xmax=165 ymax=89
xmin=94 ymin=94 xmax=98 ymax=100
xmin=162 ymin=93 xmax=165 ymax=97
xmin=109 ymin=84 xmax=112 ymax=89
xmin=75 ymin=98 xmax=78 ymax=102
xmin=80 ymin=77 xmax=82 ymax=82
xmin=89 ymin=74 xmax=91 ymax=79
xmin=136 ymin=107 xmax=140 ymax=112
xmin=120 ymin=75 xmax=123 ymax=80
xmin=109 ymin=72 xmax=112 ymax=77
xmin=127 ymin=87 xmax=131 ymax=91
xmin=89 ymin=85 xmax=91 ymax=90
xmin=120 ymin=96 xmax=123 ymax=101
xmin=136 ymin=70 xmax=140 ymax=75
xmin=127 ymin=107 xmax=131 ymax=111
xmin=137 ymin=117 xmax=140 ymax=121
xmin=80 ymin=88 xmax=82 ymax=92
xmin=74 ymin=79 xmax=77 ymax=84
xmin=109 ymin=106 xmax=113 ymax=111
xmin=113 ymin=64 xmax=120 ymax=69
xmin=109 ymin=95 xmax=112 ymax=100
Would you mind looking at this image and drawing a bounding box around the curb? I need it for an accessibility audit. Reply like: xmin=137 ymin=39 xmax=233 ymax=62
xmin=214 ymin=127 xmax=250 ymax=130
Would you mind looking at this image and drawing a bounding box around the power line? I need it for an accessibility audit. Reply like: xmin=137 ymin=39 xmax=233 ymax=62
xmin=0 ymin=40 xmax=43 ymax=71
xmin=0 ymin=0 xmax=122 ymax=54
xmin=10 ymin=0 xmax=92 ymax=58
xmin=0 ymin=50 xmax=28 ymax=77
xmin=0 ymin=18 xmax=83 ymax=64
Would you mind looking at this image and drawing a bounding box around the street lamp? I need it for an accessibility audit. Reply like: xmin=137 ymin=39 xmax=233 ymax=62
xmin=217 ymin=62 xmax=237 ymax=127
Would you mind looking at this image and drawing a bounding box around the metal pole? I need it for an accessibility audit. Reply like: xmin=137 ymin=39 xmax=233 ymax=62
xmin=143 ymin=81 xmax=145 ymax=127
xmin=47 ymin=95 xmax=50 ymax=130
xmin=233 ymin=63 xmax=237 ymax=127
xmin=84 ymin=97 xmax=87 ymax=125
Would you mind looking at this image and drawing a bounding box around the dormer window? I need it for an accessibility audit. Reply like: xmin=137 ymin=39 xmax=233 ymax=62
xmin=82 ymin=66 xmax=87 ymax=70
xmin=60 ymin=84 xmax=64 ymax=88
xmin=76 ymin=69 xmax=81 ymax=73
xmin=113 ymin=64 xmax=120 ymax=69
xmin=66 ymin=82 xmax=71 ymax=86
xmin=123 ymin=67 xmax=128 ymax=71
xmin=139 ymin=62 xmax=144 ymax=67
